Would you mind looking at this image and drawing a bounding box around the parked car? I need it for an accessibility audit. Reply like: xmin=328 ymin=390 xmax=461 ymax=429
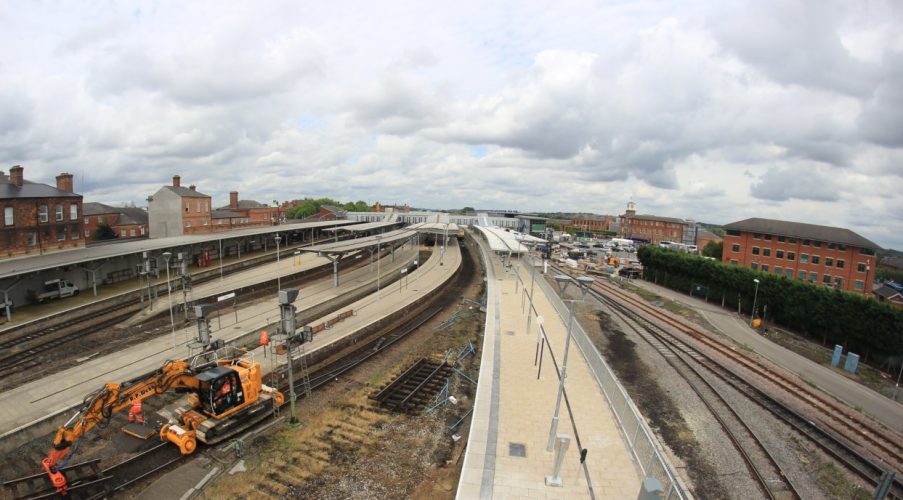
xmin=618 ymin=267 xmax=642 ymax=279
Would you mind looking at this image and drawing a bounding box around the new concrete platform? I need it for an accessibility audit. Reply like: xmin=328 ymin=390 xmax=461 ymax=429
xmin=457 ymin=236 xmax=657 ymax=499
xmin=0 ymin=239 xmax=458 ymax=435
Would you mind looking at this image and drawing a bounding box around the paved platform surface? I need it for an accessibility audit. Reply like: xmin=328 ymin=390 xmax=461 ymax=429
xmin=626 ymin=278 xmax=903 ymax=435
xmin=457 ymin=238 xmax=641 ymax=499
xmin=0 ymin=239 xmax=456 ymax=434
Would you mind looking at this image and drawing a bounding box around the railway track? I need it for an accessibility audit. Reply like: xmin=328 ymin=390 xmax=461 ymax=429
xmin=550 ymin=264 xmax=903 ymax=496
xmin=370 ymin=358 xmax=454 ymax=414
xmin=5 ymin=240 xmax=477 ymax=500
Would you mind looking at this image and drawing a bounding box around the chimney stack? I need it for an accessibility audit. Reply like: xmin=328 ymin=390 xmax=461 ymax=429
xmin=172 ymin=175 xmax=181 ymax=188
xmin=189 ymin=185 xmax=196 ymax=191
xmin=230 ymin=191 xmax=238 ymax=209
xmin=10 ymin=165 xmax=23 ymax=187
xmin=56 ymin=172 xmax=74 ymax=193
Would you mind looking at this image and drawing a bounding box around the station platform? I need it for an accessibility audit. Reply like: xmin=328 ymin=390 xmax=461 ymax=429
xmin=457 ymin=236 xmax=677 ymax=499
xmin=0 ymin=239 xmax=458 ymax=435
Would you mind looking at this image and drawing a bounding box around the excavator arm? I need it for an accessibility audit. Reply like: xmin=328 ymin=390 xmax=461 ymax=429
xmin=43 ymin=360 xmax=200 ymax=493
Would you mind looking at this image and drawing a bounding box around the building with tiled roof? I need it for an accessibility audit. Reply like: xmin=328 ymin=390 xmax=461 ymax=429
xmin=147 ymin=175 xmax=213 ymax=238
xmin=0 ymin=165 xmax=84 ymax=258
xmin=618 ymin=201 xmax=688 ymax=245
xmin=211 ymin=191 xmax=284 ymax=230
xmin=722 ymin=217 xmax=880 ymax=296
xmin=83 ymin=202 xmax=148 ymax=241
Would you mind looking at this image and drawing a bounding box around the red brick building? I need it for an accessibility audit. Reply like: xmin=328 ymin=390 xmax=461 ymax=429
xmin=148 ymin=176 xmax=213 ymax=238
xmin=0 ymin=165 xmax=84 ymax=258
xmin=618 ymin=202 xmax=687 ymax=244
xmin=211 ymin=191 xmax=284 ymax=229
xmin=372 ymin=202 xmax=410 ymax=213
xmin=722 ymin=218 xmax=880 ymax=295
xmin=571 ymin=215 xmax=614 ymax=233
xmin=83 ymin=202 xmax=148 ymax=240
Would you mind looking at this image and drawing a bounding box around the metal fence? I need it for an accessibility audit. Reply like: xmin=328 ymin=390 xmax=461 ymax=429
xmin=525 ymin=259 xmax=689 ymax=500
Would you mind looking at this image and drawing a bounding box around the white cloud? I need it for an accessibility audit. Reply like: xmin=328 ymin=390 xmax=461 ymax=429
xmin=0 ymin=1 xmax=901 ymax=248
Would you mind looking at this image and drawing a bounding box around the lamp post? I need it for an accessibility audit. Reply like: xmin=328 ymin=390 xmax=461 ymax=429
xmin=376 ymin=235 xmax=382 ymax=298
xmin=274 ymin=234 xmax=282 ymax=292
xmin=547 ymin=274 xmax=594 ymax=452
xmin=750 ymin=278 xmax=760 ymax=328
xmin=162 ymin=252 xmax=176 ymax=351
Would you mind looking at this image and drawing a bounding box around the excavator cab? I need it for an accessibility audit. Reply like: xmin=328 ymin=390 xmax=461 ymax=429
xmin=196 ymin=366 xmax=245 ymax=416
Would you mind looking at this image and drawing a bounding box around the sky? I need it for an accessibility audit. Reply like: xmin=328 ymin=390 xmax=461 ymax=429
xmin=1 ymin=1 xmax=902 ymax=248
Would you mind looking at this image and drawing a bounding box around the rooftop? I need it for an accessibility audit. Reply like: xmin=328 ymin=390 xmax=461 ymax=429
xmin=622 ymin=213 xmax=687 ymax=224
xmin=724 ymin=218 xmax=881 ymax=250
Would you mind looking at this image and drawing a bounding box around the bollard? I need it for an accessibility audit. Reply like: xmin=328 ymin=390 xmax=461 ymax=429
xmin=544 ymin=434 xmax=571 ymax=487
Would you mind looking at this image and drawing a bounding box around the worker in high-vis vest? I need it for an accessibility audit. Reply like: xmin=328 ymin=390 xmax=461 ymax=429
xmin=128 ymin=400 xmax=145 ymax=424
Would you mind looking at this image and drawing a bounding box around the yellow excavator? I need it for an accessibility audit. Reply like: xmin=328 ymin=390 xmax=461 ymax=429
xmin=41 ymin=352 xmax=283 ymax=495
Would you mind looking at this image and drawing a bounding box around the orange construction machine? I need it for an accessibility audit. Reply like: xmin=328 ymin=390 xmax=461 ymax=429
xmin=41 ymin=353 xmax=283 ymax=495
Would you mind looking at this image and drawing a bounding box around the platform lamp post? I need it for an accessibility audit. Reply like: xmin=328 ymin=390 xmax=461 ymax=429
xmin=547 ymin=274 xmax=594 ymax=452
xmin=275 ymin=289 xmax=300 ymax=425
xmin=376 ymin=235 xmax=382 ymax=299
xmin=274 ymin=234 xmax=282 ymax=293
xmin=750 ymin=278 xmax=760 ymax=328
xmin=162 ymin=252 xmax=176 ymax=351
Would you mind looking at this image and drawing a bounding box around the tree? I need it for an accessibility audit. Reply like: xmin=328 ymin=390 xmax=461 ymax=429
xmin=94 ymin=222 xmax=117 ymax=240
xmin=702 ymin=241 xmax=723 ymax=260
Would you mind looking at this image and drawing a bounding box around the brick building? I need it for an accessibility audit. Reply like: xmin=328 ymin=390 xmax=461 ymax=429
xmin=83 ymin=202 xmax=148 ymax=240
xmin=211 ymin=191 xmax=284 ymax=229
xmin=147 ymin=175 xmax=213 ymax=238
xmin=618 ymin=201 xmax=688 ymax=245
xmin=873 ymin=283 xmax=903 ymax=309
xmin=0 ymin=165 xmax=84 ymax=258
xmin=696 ymin=227 xmax=723 ymax=253
xmin=571 ymin=214 xmax=614 ymax=233
xmin=298 ymin=205 xmax=345 ymax=222
xmin=372 ymin=202 xmax=410 ymax=213
xmin=722 ymin=218 xmax=880 ymax=295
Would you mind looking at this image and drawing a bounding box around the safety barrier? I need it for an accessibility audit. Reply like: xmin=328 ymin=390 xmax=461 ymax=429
xmin=311 ymin=308 xmax=354 ymax=332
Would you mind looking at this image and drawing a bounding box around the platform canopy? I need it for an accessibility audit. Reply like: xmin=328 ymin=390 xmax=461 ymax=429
xmin=474 ymin=226 xmax=528 ymax=254
xmin=301 ymin=228 xmax=417 ymax=255
xmin=323 ymin=219 xmax=400 ymax=233
xmin=511 ymin=231 xmax=546 ymax=244
xmin=0 ymin=219 xmax=358 ymax=280
xmin=407 ymin=222 xmax=460 ymax=234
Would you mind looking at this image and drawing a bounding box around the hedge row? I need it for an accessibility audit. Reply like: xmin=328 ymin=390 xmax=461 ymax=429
xmin=637 ymin=246 xmax=903 ymax=362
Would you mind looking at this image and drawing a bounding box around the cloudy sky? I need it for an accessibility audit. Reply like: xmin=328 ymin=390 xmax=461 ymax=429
xmin=1 ymin=1 xmax=901 ymax=247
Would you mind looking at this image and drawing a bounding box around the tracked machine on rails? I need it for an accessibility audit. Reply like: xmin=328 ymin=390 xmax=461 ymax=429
xmin=6 ymin=349 xmax=283 ymax=498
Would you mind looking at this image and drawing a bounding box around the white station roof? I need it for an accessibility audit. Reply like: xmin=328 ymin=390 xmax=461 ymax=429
xmin=474 ymin=226 xmax=528 ymax=254
xmin=0 ymin=219 xmax=358 ymax=281
xmin=324 ymin=220 xmax=399 ymax=233
xmin=301 ymin=228 xmax=416 ymax=255
xmin=407 ymin=222 xmax=461 ymax=234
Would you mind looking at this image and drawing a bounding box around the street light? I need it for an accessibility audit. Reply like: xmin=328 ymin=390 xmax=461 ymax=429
xmin=162 ymin=252 xmax=176 ymax=351
xmin=750 ymin=278 xmax=760 ymax=328
xmin=547 ymin=274 xmax=594 ymax=452
xmin=376 ymin=235 xmax=382 ymax=298
xmin=274 ymin=234 xmax=282 ymax=292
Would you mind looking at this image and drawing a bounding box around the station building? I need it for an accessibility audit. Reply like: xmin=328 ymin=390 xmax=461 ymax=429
xmin=0 ymin=165 xmax=84 ymax=258
xmin=722 ymin=218 xmax=880 ymax=295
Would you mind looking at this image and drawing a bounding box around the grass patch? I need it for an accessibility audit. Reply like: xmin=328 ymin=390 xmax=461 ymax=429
xmin=816 ymin=461 xmax=871 ymax=499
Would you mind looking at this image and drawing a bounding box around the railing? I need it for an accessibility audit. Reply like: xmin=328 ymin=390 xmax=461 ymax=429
xmin=522 ymin=256 xmax=688 ymax=500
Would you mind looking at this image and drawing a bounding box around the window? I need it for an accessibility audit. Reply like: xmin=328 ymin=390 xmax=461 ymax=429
xmin=726 ymin=229 xmax=740 ymax=236
xmin=860 ymin=247 xmax=876 ymax=256
xmin=825 ymin=257 xmax=833 ymax=267
xmin=823 ymin=275 xmax=831 ymax=284
xmin=185 ymin=221 xmax=192 ymax=228
xmin=813 ymin=240 xmax=822 ymax=247
xmin=827 ymin=242 xmax=836 ymax=249
xmin=27 ymin=233 xmax=36 ymax=246
xmin=70 ymin=204 xmax=77 ymax=220
xmin=751 ymin=262 xmax=759 ymax=271
xmin=800 ymin=254 xmax=809 ymax=264
xmin=130 ymin=229 xmax=136 ymax=237
xmin=97 ymin=216 xmax=103 ymax=224
xmin=56 ymin=228 xmax=65 ymax=241
xmin=812 ymin=255 xmax=820 ymax=264
xmin=3 ymin=207 xmax=12 ymax=226
xmin=205 ymin=201 xmax=210 ymax=212
xmin=809 ymin=272 xmax=817 ymax=282
xmin=775 ymin=266 xmax=782 ymax=275
xmin=753 ymin=232 xmax=761 ymax=239
xmin=857 ymin=263 xmax=867 ymax=272
xmin=785 ymin=269 xmax=793 ymax=278
xmin=752 ymin=247 xmax=760 ymax=255
xmin=730 ymin=259 xmax=738 ymax=265
xmin=763 ymin=248 xmax=771 ymax=257
xmin=835 ymin=277 xmax=843 ymax=287
xmin=836 ymin=260 xmax=844 ymax=269
xmin=84 ymin=217 xmax=89 ymax=225
xmin=761 ymin=265 xmax=769 ymax=273
xmin=778 ymin=235 xmax=786 ymax=242
xmin=776 ymin=250 xmax=784 ymax=259
xmin=764 ymin=234 xmax=772 ymax=240
xmin=71 ymin=224 xmax=78 ymax=239
xmin=803 ymin=239 xmax=810 ymax=246
xmin=185 ymin=201 xmax=190 ymax=212
xmin=855 ymin=280 xmax=864 ymax=290
xmin=798 ymin=270 xmax=806 ymax=280
xmin=39 ymin=205 xmax=48 ymax=223
xmin=85 ymin=229 xmax=91 ymax=237
xmin=787 ymin=252 xmax=795 ymax=261
xmin=120 ymin=230 xmax=127 ymax=238
xmin=140 ymin=227 xmax=145 ymax=235
xmin=196 ymin=200 xmax=201 ymax=213
xmin=55 ymin=205 xmax=63 ymax=221
xmin=838 ymin=244 xmax=847 ymax=251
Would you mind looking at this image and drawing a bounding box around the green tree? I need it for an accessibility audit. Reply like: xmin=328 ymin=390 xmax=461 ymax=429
xmin=94 ymin=222 xmax=117 ymax=240
xmin=702 ymin=241 xmax=723 ymax=260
